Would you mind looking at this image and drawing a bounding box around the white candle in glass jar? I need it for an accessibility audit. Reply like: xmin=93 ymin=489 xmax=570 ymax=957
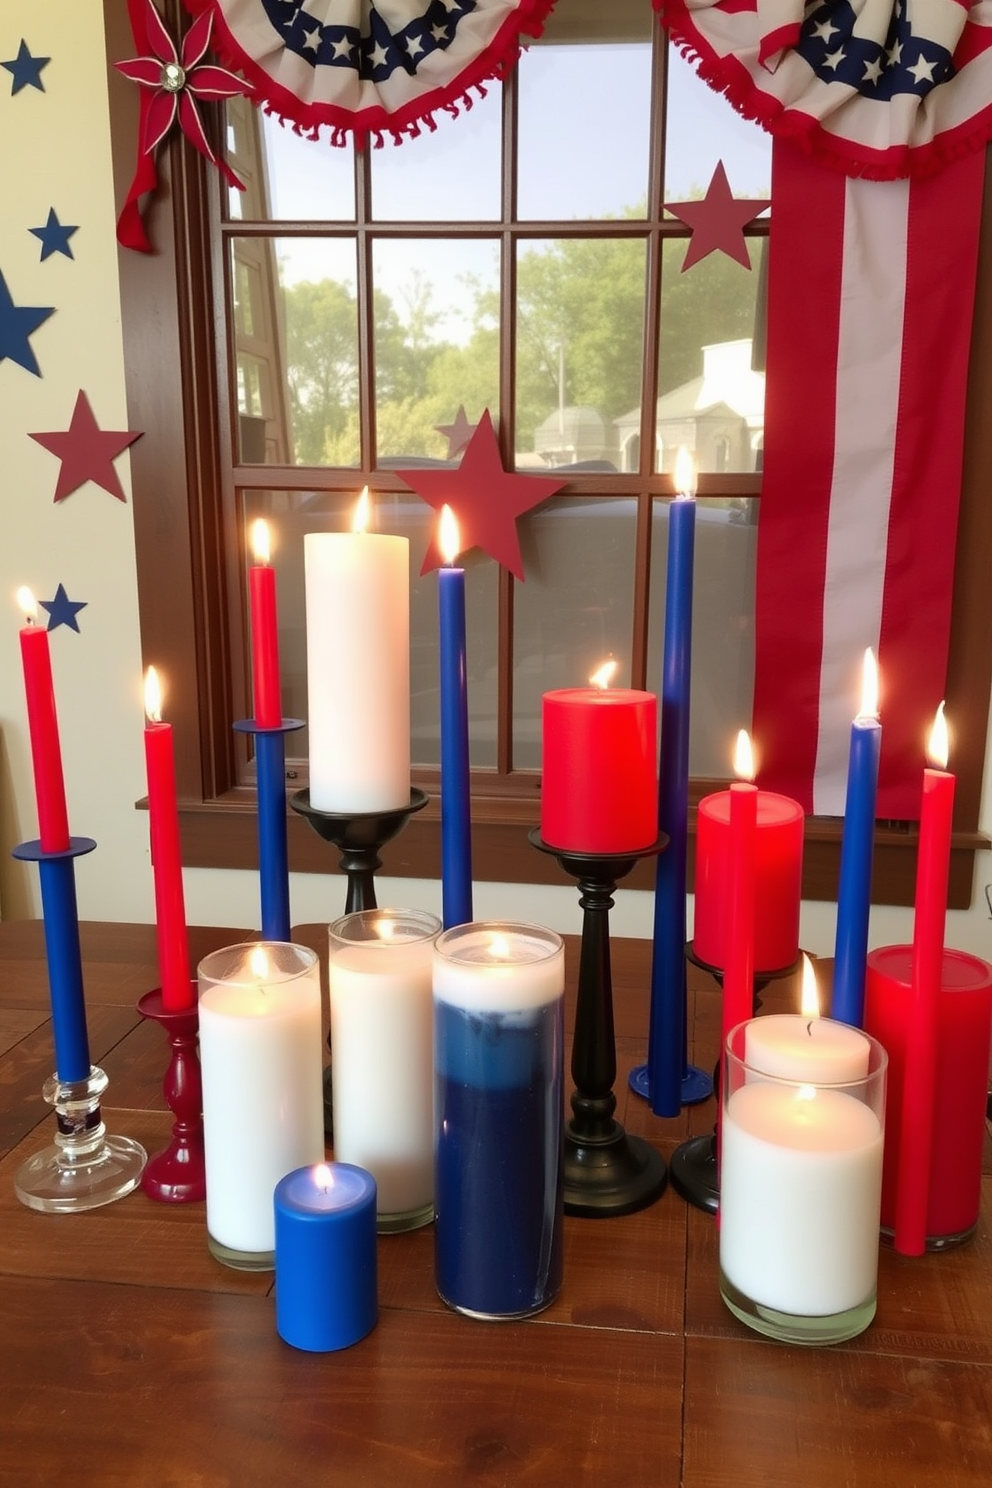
xmin=329 ymin=910 xmax=439 ymax=1222
xmin=720 ymin=1081 xmax=883 ymax=1316
xmin=744 ymin=1014 xmax=871 ymax=1084
xmin=304 ymin=490 xmax=410 ymax=814
xmin=198 ymin=943 xmax=325 ymax=1257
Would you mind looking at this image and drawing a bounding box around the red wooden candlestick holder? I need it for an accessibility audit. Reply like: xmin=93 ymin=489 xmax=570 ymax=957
xmin=137 ymin=989 xmax=206 ymax=1202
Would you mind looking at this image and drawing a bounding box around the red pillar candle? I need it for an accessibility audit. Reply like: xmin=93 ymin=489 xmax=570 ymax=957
xmin=721 ymin=732 xmax=758 ymax=1049
xmin=541 ymin=662 xmax=658 ymax=854
xmin=893 ymin=704 xmax=955 ymax=1255
xmin=865 ymin=943 xmax=991 ymax=1246
xmin=695 ymin=769 xmax=803 ymax=975
xmin=248 ymin=519 xmax=282 ymax=729
xmin=143 ymin=668 xmax=193 ymax=1012
xmin=17 ymin=587 xmax=70 ymax=853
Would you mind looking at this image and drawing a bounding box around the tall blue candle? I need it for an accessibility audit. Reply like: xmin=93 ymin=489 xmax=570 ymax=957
xmin=433 ymin=923 xmax=564 ymax=1319
xmin=437 ymin=505 xmax=472 ymax=930
xmin=648 ymin=454 xmax=696 ymax=1116
xmin=34 ymin=850 xmax=92 ymax=1081
xmin=831 ymin=649 xmax=881 ymax=1027
xmin=256 ymin=728 xmax=291 ymax=942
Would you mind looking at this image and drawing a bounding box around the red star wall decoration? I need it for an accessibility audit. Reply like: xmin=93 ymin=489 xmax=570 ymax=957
xmin=396 ymin=410 xmax=568 ymax=579
xmin=666 ymin=161 xmax=770 ymax=273
xmin=29 ymin=390 xmax=143 ymax=502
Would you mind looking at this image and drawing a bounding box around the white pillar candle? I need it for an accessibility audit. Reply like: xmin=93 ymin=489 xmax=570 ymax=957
xmin=304 ymin=492 xmax=410 ymax=814
xmin=744 ymin=1014 xmax=871 ymax=1084
xmin=720 ymin=1081 xmax=884 ymax=1317
xmin=198 ymin=943 xmax=325 ymax=1262
xmin=329 ymin=909 xmax=439 ymax=1228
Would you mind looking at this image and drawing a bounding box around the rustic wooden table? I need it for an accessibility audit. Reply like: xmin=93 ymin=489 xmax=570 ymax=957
xmin=0 ymin=919 xmax=989 ymax=1487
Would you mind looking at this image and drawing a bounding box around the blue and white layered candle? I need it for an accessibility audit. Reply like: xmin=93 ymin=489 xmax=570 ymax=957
xmin=433 ymin=922 xmax=564 ymax=1320
xmin=832 ymin=649 xmax=882 ymax=1027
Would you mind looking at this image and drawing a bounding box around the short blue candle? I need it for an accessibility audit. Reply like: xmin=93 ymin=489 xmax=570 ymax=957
xmin=438 ymin=552 xmax=472 ymax=930
xmin=648 ymin=490 xmax=696 ymax=1116
xmin=256 ymin=728 xmax=291 ymax=942
xmin=832 ymin=713 xmax=881 ymax=1026
xmin=274 ymin=1162 xmax=377 ymax=1352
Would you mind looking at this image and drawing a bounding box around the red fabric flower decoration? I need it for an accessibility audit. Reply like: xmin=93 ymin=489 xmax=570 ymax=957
xmin=115 ymin=0 xmax=250 ymax=252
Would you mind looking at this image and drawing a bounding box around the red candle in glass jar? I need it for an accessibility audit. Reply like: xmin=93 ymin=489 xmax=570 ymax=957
xmin=541 ymin=662 xmax=658 ymax=855
xmin=694 ymin=773 xmax=804 ymax=974
xmin=864 ymin=943 xmax=992 ymax=1246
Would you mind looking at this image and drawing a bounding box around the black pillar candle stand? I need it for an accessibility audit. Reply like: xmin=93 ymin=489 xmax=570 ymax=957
xmin=668 ymin=944 xmax=801 ymax=1215
xmin=291 ymin=787 xmax=430 ymax=1136
xmin=529 ymin=829 xmax=669 ymax=1218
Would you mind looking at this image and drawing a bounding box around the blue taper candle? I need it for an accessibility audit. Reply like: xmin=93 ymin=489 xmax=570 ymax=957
xmin=256 ymin=728 xmax=291 ymax=942
xmin=438 ymin=506 xmax=473 ymax=930
xmin=38 ymin=851 xmax=92 ymax=1081
xmin=647 ymin=456 xmax=696 ymax=1116
xmin=831 ymin=649 xmax=881 ymax=1026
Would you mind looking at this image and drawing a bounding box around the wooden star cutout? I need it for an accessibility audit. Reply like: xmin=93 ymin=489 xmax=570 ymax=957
xmin=666 ymin=161 xmax=770 ymax=273
xmin=40 ymin=583 xmax=87 ymax=633
xmin=0 ymin=269 xmax=54 ymax=376
xmin=396 ymin=410 xmax=568 ymax=580
xmin=29 ymin=390 xmax=143 ymax=502
xmin=434 ymin=405 xmax=476 ymax=460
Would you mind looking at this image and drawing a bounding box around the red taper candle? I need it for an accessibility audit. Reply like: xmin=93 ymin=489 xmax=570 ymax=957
xmin=143 ymin=667 xmax=193 ymax=1011
xmin=721 ymin=730 xmax=758 ymax=1052
xmin=17 ymin=586 xmax=70 ymax=853
xmin=248 ymin=519 xmax=282 ymax=729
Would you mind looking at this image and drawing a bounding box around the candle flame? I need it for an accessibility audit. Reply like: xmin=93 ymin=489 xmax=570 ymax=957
xmin=352 ymin=485 xmax=372 ymax=534
xmin=143 ymin=666 xmax=164 ymax=724
xmin=927 ymin=701 xmax=949 ymax=770
xmin=674 ymin=446 xmax=697 ymax=500
xmin=249 ymin=944 xmax=270 ymax=980
xmin=733 ymin=729 xmax=755 ymax=782
xmin=314 ymin=1163 xmax=333 ymax=1190
xmin=800 ymin=954 xmax=820 ymax=1019
xmin=16 ymin=585 xmax=38 ymax=624
xmin=439 ymin=504 xmax=461 ymax=565
xmin=589 ymin=659 xmax=617 ymax=690
xmin=856 ymin=648 xmax=879 ymax=722
xmin=377 ymin=916 xmax=395 ymax=942
xmin=250 ymin=518 xmax=271 ymax=565
xmin=796 ymin=1084 xmax=817 ymax=1103
xmin=488 ymin=933 xmax=510 ymax=961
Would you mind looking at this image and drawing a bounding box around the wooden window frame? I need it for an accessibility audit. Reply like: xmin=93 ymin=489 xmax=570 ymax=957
xmin=105 ymin=0 xmax=992 ymax=907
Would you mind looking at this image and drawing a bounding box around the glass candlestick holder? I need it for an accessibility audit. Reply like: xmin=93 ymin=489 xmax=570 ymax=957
xmin=14 ymin=1065 xmax=147 ymax=1213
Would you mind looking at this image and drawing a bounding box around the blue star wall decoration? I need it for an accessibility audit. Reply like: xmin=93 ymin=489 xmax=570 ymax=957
xmin=0 ymin=269 xmax=54 ymax=376
xmin=30 ymin=210 xmax=78 ymax=262
xmin=39 ymin=584 xmax=88 ymax=633
xmin=1 ymin=40 xmax=50 ymax=94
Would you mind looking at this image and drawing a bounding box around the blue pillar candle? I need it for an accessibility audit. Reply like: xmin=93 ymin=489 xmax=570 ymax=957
xmin=437 ymin=506 xmax=473 ymax=929
xmin=648 ymin=462 xmax=696 ymax=1115
xmin=274 ymin=1162 xmax=378 ymax=1352
xmin=433 ymin=922 xmax=564 ymax=1319
xmin=832 ymin=650 xmax=882 ymax=1027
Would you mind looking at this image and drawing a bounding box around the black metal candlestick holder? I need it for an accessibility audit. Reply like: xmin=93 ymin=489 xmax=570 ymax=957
xmin=291 ymin=787 xmax=430 ymax=1136
xmin=668 ymin=944 xmax=801 ymax=1215
xmin=529 ymin=829 xmax=669 ymax=1218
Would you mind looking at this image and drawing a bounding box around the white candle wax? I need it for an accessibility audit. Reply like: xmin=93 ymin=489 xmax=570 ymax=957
xmin=744 ymin=1014 xmax=871 ymax=1084
xmin=432 ymin=926 xmax=564 ymax=1013
xmin=304 ymin=529 xmax=410 ymax=813
xmin=198 ymin=945 xmax=325 ymax=1256
xmin=330 ymin=915 xmax=437 ymax=1219
xmin=720 ymin=1082 xmax=883 ymax=1316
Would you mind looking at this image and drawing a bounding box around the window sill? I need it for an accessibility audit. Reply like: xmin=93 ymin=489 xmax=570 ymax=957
xmin=155 ymin=790 xmax=987 ymax=909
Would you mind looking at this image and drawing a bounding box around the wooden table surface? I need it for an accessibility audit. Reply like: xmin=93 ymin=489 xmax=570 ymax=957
xmin=1 ymin=919 xmax=989 ymax=1488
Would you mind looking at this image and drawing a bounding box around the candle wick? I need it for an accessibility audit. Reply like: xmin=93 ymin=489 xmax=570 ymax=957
xmin=806 ymin=1020 xmax=814 ymax=1037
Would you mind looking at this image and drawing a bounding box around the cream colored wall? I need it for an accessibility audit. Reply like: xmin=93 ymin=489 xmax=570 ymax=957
xmin=2 ymin=2 xmax=991 ymax=970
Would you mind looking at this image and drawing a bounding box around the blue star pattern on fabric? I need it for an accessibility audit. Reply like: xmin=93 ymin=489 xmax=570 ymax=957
xmin=0 ymin=270 xmax=54 ymax=376
xmin=795 ymin=0 xmax=953 ymax=102
xmin=29 ymin=209 xmax=79 ymax=262
xmin=39 ymin=584 xmax=88 ymax=634
xmin=262 ymin=0 xmax=469 ymax=81
xmin=1 ymin=39 xmax=50 ymax=94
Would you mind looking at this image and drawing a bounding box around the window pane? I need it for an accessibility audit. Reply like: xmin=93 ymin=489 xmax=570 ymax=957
xmin=226 ymin=98 xmax=356 ymax=221
xmin=372 ymin=239 xmax=500 ymax=462
xmin=655 ymin=240 xmax=766 ymax=474
xmin=513 ymin=496 xmax=638 ymax=768
xmin=646 ymin=496 xmax=757 ymax=778
xmin=370 ymin=89 xmax=502 ymax=221
xmin=515 ymin=239 xmax=645 ymax=469
xmin=664 ymin=48 xmax=771 ymax=203
xmin=242 ymin=488 xmax=498 ymax=770
xmin=232 ymin=238 xmax=360 ymax=466
xmin=518 ymin=25 xmax=652 ymax=220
